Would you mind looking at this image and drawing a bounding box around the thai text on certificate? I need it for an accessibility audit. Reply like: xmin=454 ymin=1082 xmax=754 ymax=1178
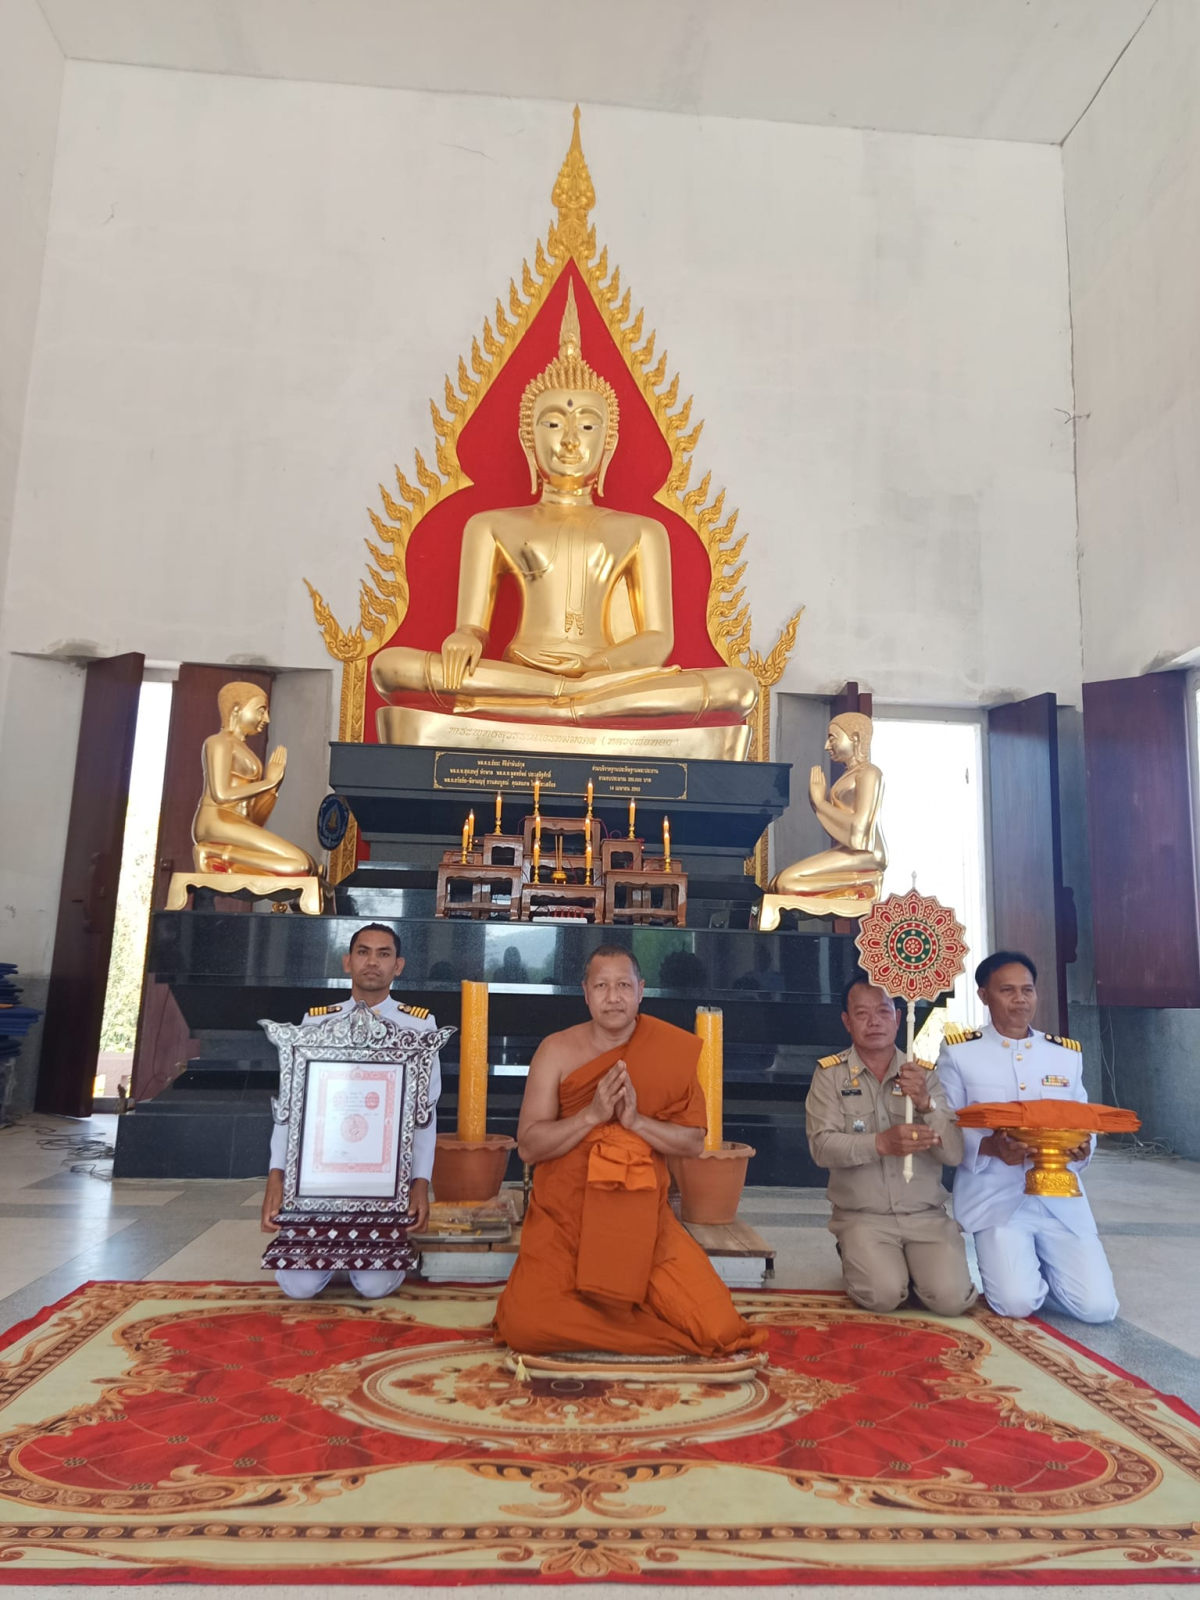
xmin=298 ymin=1062 xmax=402 ymax=1199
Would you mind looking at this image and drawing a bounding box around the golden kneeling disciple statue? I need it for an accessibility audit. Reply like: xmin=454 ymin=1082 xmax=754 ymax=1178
xmin=757 ymin=712 xmax=887 ymax=928
xmin=371 ymin=286 xmax=758 ymax=730
xmin=169 ymin=678 xmax=326 ymax=915
xmin=165 ymin=681 xmax=327 ymax=917
xmin=192 ymin=682 xmax=315 ymax=875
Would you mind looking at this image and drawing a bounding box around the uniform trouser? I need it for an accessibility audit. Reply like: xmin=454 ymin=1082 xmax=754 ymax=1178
xmin=830 ymin=1207 xmax=976 ymax=1316
xmin=972 ymin=1197 xmax=1118 ymax=1323
xmin=275 ymin=1270 xmax=405 ymax=1299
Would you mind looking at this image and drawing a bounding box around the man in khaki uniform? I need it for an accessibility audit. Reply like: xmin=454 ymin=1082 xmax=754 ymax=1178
xmin=806 ymin=974 xmax=976 ymax=1316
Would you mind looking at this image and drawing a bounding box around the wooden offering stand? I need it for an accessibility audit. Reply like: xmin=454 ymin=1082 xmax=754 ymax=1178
xmin=435 ymin=805 xmax=687 ymax=926
xmin=436 ymin=837 xmax=525 ymax=921
xmin=603 ymin=838 xmax=688 ymax=928
xmin=519 ymin=814 xmax=604 ymax=923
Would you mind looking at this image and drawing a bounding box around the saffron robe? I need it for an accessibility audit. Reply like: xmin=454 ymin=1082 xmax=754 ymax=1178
xmin=494 ymin=1014 xmax=765 ymax=1356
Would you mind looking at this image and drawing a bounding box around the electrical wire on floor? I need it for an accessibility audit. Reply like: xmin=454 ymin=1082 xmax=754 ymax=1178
xmin=28 ymin=1124 xmax=117 ymax=1177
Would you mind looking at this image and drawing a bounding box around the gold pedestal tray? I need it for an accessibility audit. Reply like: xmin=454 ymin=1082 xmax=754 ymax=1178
xmin=1001 ymin=1126 xmax=1086 ymax=1198
xmin=755 ymin=886 xmax=880 ymax=929
xmin=166 ymin=871 xmax=329 ymax=916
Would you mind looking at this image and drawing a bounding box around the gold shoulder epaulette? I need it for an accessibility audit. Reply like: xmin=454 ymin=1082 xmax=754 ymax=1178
xmin=942 ymin=1024 xmax=982 ymax=1046
xmin=1044 ymin=1032 xmax=1081 ymax=1052
xmin=306 ymin=1003 xmax=339 ymax=1017
xmin=400 ymin=1003 xmax=430 ymax=1020
xmin=817 ymin=1049 xmax=851 ymax=1069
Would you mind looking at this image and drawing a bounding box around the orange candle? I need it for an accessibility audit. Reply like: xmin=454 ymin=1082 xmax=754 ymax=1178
xmin=494 ymin=792 xmax=503 ymax=834
xmin=458 ymin=980 xmax=488 ymax=1143
xmin=628 ymin=797 xmax=636 ymax=839
xmin=460 ymin=819 xmax=469 ymax=862
xmin=533 ymin=779 xmax=541 ymax=813
xmin=663 ymin=816 xmax=671 ymax=871
xmin=586 ymin=779 xmax=594 ymax=814
xmin=695 ymin=1007 xmax=724 ymax=1152
xmin=585 ymin=838 xmax=593 ymax=883
xmin=467 ymin=809 xmax=475 ymax=850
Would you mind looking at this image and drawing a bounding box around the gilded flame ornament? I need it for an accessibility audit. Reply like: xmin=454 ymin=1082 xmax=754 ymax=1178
xmin=306 ymin=107 xmax=803 ymax=883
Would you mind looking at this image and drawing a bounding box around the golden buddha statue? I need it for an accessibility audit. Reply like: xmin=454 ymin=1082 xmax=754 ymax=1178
xmin=371 ymin=286 xmax=758 ymax=734
xmin=757 ymin=712 xmax=887 ymax=928
xmin=191 ymin=681 xmax=315 ymax=876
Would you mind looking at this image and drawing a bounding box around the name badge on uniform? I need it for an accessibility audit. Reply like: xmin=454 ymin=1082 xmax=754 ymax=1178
xmin=1041 ymin=1074 xmax=1069 ymax=1088
xmin=890 ymin=1082 xmax=905 ymax=1096
xmin=852 ymin=1118 xmax=866 ymax=1133
xmin=841 ymin=1088 xmax=862 ymax=1097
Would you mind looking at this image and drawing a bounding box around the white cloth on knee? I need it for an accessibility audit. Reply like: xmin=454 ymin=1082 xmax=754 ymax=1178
xmin=973 ymin=1197 xmax=1117 ymax=1322
xmin=275 ymin=1268 xmax=405 ymax=1299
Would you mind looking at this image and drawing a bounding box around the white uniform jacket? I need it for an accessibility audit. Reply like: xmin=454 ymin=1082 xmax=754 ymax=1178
xmin=937 ymin=1023 xmax=1096 ymax=1237
xmin=268 ymin=995 xmax=441 ymax=1181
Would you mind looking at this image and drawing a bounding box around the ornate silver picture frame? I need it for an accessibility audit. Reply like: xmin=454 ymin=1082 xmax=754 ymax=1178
xmin=261 ymin=1005 xmax=454 ymax=1216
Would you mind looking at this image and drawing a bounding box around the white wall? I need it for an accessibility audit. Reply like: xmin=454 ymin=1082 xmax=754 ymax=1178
xmin=1064 ymin=0 xmax=1200 ymax=682
xmin=0 ymin=0 xmax=63 ymax=641
xmin=1062 ymin=0 xmax=1200 ymax=1160
xmin=0 ymin=0 xmax=65 ymax=1098
xmin=4 ymin=64 xmax=1079 ymax=710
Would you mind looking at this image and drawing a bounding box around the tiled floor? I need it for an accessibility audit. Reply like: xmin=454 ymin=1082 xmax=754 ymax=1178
xmin=2 ymin=1114 xmax=1198 ymax=1598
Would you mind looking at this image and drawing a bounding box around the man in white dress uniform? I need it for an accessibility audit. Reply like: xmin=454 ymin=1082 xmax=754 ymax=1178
xmin=260 ymin=922 xmax=441 ymax=1299
xmin=937 ymin=951 xmax=1117 ymax=1323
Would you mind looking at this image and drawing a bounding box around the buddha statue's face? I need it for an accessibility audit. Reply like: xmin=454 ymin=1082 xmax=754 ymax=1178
xmin=233 ymin=694 xmax=269 ymax=736
xmin=532 ymin=389 xmax=609 ymax=487
xmin=825 ymin=723 xmax=857 ymax=765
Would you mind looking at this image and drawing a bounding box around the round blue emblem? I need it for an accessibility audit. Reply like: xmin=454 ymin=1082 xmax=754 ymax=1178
xmin=317 ymin=793 xmax=351 ymax=850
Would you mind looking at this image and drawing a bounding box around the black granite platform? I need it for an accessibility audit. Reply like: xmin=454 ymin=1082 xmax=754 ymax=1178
xmin=114 ymin=908 xmax=869 ymax=1184
xmin=115 ymin=739 xmax=888 ymax=1185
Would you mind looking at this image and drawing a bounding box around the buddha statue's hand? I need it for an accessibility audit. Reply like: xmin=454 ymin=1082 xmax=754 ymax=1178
xmin=266 ymin=747 xmax=287 ymax=785
xmin=808 ymin=765 xmax=827 ymax=806
xmin=442 ymin=629 xmax=485 ymax=691
xmin=509 ymin=645 xmax=589 ymax=676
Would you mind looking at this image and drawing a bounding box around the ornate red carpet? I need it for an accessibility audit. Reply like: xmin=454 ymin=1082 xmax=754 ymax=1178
xmin=1 ymin=1282 xmax=1197 ymax=1584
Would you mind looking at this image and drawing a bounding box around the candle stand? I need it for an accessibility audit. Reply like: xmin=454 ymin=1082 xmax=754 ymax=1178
xmin=435 ymin=810 xmax=685 ymax=925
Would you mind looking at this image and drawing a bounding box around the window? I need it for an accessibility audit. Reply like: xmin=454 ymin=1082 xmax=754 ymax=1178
xmin=871 ymin=715 xmax=988 ymax=1028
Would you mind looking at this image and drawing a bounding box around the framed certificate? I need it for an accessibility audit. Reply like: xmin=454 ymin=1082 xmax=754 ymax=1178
xmin=297 ymin=1059 xmax=402 ymax=1199
xmin=262 ymin=1005 xmax=454 ymax=1216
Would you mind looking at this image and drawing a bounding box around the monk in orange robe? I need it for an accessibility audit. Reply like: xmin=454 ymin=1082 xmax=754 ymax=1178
xmin=495 ymin=945 xmax=764 ymax=1356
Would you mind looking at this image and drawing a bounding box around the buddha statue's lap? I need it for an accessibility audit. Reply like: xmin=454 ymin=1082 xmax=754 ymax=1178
xmin=371 ymin=286 xmax=758 ymax=728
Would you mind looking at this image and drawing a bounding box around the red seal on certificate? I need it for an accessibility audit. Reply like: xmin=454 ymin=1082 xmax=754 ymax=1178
xmin=342 ymin=1113 xmax=369 ymax=1144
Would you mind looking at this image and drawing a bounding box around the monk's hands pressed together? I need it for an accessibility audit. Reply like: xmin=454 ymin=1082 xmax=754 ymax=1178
xmin=875 ymin=1122 xmax=941 ymax=1158
xmin=614 ymin=1064 xmax=639 ymax=1129
xmin=587 ymin=1062 xmax=628 ymax=1127
xmin=895 ymin=1062 xmax=933 ymax=1112
xmin=260 ymin=1169 xmax=284 ymax=1233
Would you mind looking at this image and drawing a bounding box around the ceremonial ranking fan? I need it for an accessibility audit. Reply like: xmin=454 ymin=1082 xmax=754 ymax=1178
xmin=855 ymin=888 xmax=969 ymax=1181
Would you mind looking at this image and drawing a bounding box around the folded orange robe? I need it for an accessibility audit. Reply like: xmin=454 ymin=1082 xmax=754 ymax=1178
xmin=957 ymin=1099 xmax=1141 ymax=1133
xmin=494 ymin=1014 xmax=765 ymax=1356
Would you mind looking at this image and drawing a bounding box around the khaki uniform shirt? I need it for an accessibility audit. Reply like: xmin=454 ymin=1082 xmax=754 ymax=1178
xmin=805 ymin=1046 xmax=964 ymax=1217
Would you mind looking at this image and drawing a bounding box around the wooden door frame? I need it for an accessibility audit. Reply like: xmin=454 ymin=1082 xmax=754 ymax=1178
xmin=34 ymin=653 xmax=144 ymax=1117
